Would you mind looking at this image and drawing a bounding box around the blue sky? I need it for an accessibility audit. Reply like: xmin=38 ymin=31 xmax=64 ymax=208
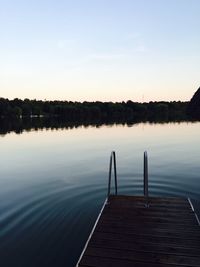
xmin=0 ymin=0 xmax=200 ymax=101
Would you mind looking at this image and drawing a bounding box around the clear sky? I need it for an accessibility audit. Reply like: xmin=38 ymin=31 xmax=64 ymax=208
xmin=0 ymin=0 xmax=199 ymax=102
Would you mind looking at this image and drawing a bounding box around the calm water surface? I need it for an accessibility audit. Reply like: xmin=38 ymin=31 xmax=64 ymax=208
xmin=0 ymin=122 xmax=200 ymax=267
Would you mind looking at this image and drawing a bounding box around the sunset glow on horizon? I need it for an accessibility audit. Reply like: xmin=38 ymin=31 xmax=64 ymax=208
xmin=1 ymin=0 xmax=200 ymax=102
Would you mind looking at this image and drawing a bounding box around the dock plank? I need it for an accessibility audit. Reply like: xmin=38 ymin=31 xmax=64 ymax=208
xmin=77 ymin=195 xmax=200 ymax=267
xmin=89 ymin=237 xmax=200 ymax=257
xmin=85 ymin=247 xmax=200 ymax=266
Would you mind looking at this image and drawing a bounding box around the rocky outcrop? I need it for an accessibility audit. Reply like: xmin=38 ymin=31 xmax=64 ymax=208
xmin=187 ymin=88 xmax=200 ymax=119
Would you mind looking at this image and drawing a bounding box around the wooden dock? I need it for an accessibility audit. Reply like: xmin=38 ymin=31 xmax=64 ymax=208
xmin=77 ymin=195 xmax=200 ymax=267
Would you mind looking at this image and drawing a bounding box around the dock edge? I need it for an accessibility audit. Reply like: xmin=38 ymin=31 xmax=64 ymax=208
xmin=75 ymin=198 xmax=108 ymax=267
xmin=188 ymin=197 xmax=200 ymax=226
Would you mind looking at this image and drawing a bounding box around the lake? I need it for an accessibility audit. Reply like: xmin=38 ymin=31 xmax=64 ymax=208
xmin=0 ymin=121 xmax=200 ymax=267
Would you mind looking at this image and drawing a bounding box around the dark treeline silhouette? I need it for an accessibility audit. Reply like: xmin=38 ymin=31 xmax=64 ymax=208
xmin=0 ymin=97 xmax=191 ymax=136
xmin=0 ymin=97 xmax=188 ymax=122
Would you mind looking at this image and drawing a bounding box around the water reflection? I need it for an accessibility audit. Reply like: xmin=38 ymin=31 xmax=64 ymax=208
xmin=0 ymin=121 xmax=200 ymax=267
xmin=0 ymin=117 xmax=197 ymax=136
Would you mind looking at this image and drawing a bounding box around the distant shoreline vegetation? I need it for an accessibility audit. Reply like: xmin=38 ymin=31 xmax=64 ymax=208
xmin=0 ymin=97 xmax=189 ymax=121
xmin=2 ymin=87 xmax=200 ymax=135
xmin=1 ymin=87 xmax=200 ymax=127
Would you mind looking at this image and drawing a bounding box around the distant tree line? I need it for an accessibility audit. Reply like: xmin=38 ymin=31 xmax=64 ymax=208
xmin=0 ymin=97 xmax=189 ymax=121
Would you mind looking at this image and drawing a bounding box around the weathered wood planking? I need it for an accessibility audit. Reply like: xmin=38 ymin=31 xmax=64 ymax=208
xmin=76 ymin=195 xmax=200 ymax=267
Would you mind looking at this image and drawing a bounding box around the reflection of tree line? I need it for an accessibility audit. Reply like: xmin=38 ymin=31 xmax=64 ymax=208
xmin=0 ymin=114 xmax=191 ymax=137
xmin=0 ymin=97 xmax=188 ymax=121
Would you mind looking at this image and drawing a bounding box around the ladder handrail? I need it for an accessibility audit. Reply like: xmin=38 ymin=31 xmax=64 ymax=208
xmin=144 ymin=151 xmax=149 ymax=207
xmin=107 ymin=151 xmax=148 ymax=207
xmin=107 ymin=151 xmax=118 ymax=198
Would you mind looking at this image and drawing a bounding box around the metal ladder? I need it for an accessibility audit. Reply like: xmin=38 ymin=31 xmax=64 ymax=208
xmin=107 ymin=151 xmax=149 ymax=206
